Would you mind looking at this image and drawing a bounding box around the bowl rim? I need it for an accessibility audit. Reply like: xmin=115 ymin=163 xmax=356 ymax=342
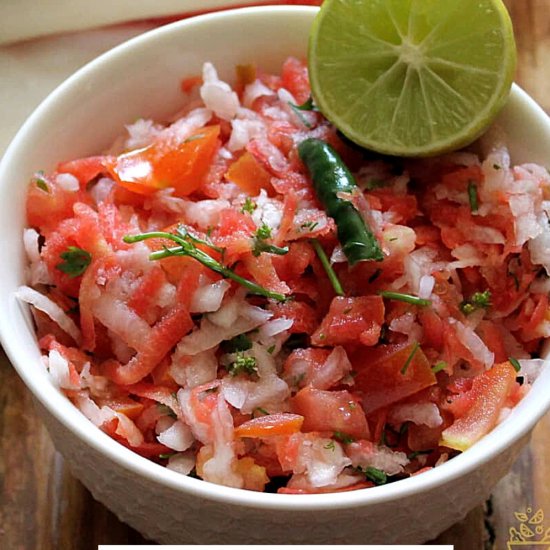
xmin=1 ymin=4 xmax=550 ymax=511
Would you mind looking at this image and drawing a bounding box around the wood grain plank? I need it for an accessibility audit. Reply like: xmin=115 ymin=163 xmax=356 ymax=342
xmin=504 ymin=0 xmax=550 ymax=112
xmin=0 ymin=351 xmax=56 ymax=550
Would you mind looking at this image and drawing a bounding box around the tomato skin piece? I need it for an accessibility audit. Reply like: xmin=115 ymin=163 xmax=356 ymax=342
xmin=281 ymin=57 xmax=311 ymax=104
xmin=291 ymin=387 xmax=370 ymax=440
xmin=225 ymin=151 xmax=273 ymax=196
xmin=352 ymin=343 xmax=437 ymax=414
xmin=57 ymin=155 xmax=107 ymax=185
xmin=269 ymin=300 xmax=319 ymax=334
xmin=106 ymin=125 xmax=220 ymax=197
xmin=440 ymin=362 xmax=516 ymax=451
xmin=311 ymin=296 xmax=385 ymax=347
xmin=234 ymin=413 xmax=304 ymax=438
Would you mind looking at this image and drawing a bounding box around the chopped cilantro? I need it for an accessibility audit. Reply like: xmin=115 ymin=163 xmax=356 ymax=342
xmin=288 ymin=97 xmax=316 ymax=128
xmin=56 ymin=246 xmax=91 ymax=278
xmin=253 ymin=407 xmax=270 ymax=417
xmin=431 ymin=361 xmax=447 ymax=374
xmin=222 ymin=334 xmax=252 ymax=353
xmin=468 ymin=180 xmax=479 ymax=212
xmin=33 ymin=170 xmax=49 ymax=192
xmin=241 ymin=197 xmax=257 ymax=214
xmin=333 ymin=431 xmax=355 ymax=444
xmin=256 ymin=223 xmax=272 ymax=240
xmin=266 ymin=344 xmax=276 ymax=354
xmin=159 ymin=453 xmax=177 ymax=459
xmin=291 ymin=96 xmax=316 ymax=111
xmin=228 ymin=352 xmax=258 ymax=377
xmin=300 ymin=220 xmax=319 ymax=231
xmin=379 ymin=290 xmax=431 ymax=307
xmin=324 ymin=440 xmax=336 ymax=451
xmin=359 ymin=466 xmax=387 ymax=486
xmin=252 ymin=223 xmax=289 ymax=257
xmin=509 ymin=357 xmax=521 ymax=373
xmin=460 ymin=290 xmax=491 ymax=315
xmin=36 ymin=179 xmax=49 ymax=192
xmin=311 ymin=238 xmax=344 ymax=296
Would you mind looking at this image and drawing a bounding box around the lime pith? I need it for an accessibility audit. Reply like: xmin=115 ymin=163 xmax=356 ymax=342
xmin=308 ymin=0 xmax=517 ymax=157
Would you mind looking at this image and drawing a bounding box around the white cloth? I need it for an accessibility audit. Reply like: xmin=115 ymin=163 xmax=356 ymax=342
xmin=0 ymin=1 xmax=274 ymax=155
xmin=0 ymin=1 xmax=273 ymax=44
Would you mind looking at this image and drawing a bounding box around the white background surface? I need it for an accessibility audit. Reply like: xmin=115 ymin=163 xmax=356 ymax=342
xmin=0 ymin=0 xmax=277 ymax=155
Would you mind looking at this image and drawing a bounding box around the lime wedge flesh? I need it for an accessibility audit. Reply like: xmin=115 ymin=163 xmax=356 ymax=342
xmin=308 ymin=0 xmax=517 ymax=157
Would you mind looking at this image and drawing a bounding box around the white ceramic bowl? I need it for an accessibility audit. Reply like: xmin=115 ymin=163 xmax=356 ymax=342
xmin=1 ymin=6 xmax=550 ymax=545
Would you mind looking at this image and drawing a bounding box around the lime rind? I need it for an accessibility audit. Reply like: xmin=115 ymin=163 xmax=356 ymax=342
xmin=308 ymin=0 xmax=517 ymax=157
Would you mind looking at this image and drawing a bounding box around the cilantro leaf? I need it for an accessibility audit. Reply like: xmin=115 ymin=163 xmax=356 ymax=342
xmin=228 ymin=352 xmax=258 ymax=377
xmin=460 ymin=290 xmax=491 ymax=315
xmin=56 ymin=246 xmax=91 ymax=278
xmin=252 ymin=223 xmax=289 ymax=257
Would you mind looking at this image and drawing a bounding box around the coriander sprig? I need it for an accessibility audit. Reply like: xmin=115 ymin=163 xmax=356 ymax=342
xmin=311 ymin=239 xmax=344 ymax=296
xmin=459 ymin=290 xmax=491 ymax=315
xmin=228 ymin=352 xmax=258 ymax=377
xmin=379 ymin=290 xmax=431 ymax=307
xmin=123 ymin=226 xmax=288 ymax=302
xmin=252 ymin=224 xmax=289 ymax=257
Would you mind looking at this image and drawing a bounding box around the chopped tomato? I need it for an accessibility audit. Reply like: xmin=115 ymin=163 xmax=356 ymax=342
xmin=104 ymin=302 xmax=194 ymax=385
xmin=96 ymin=396 xmax=144 ymax=419
xmin=180 ymin=74 xmax=202 ymax=93
xmin=241 ymin=253 xmax=291 ymax=295
xmin=269 ymin=300 xmax=319 ymax=334
xmin=440 ymin=361 xmax=516 ymax=451
xmin=312 ymin=296 xmax=385 ymax=347
xmin=57 ymin=155 xmax=107 ymax=185
xmin=284 ymin=348 xmax=331 ymax=389
xmin=352 ymin=343 xmax=437 ymax=414
xmin=291 ymin=387 xmax=370 ymax=440
xmin=234 ymin=413 xmax=304 ymax=438
xmin=281 ymin=57 xmax=310 ymax=104
xmin=123 ymin=382 xmax=181 ymax=417
xmin=284 ymin=346 xmax=351 ymax=390
xmin=418 ymin=309 xmax=445 ymax=352
xmin=225 ymin=151 xmax=273 ymax=196
xmin=26 ymin=176 xmax=91 ymax=233
xmin=475 ymin=320 xmax=508 ymax=363
xmin=106 ymin=125 xmax=220 ymax=197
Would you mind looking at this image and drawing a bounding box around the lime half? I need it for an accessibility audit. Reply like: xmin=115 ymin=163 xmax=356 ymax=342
xmin=308 ymin=0 xmax=517 ymax=157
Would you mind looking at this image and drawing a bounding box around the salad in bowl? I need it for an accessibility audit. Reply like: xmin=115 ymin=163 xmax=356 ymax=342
xmin=1 ymin=2 xmax=550 ymax=544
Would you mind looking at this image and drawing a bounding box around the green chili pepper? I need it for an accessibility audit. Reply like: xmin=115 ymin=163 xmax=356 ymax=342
xmin=298 ymin=138 xmax=384 ymax=265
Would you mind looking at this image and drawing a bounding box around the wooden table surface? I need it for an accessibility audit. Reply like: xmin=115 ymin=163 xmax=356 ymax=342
xmin=1 ymin=2 xmax=550 ymax=548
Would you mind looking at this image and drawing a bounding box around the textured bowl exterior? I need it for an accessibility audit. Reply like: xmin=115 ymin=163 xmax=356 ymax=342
xmin=2 ymin=6 xmax=550 ymax=545
xmin=39 ymin=397 xmax=528 ymax=544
